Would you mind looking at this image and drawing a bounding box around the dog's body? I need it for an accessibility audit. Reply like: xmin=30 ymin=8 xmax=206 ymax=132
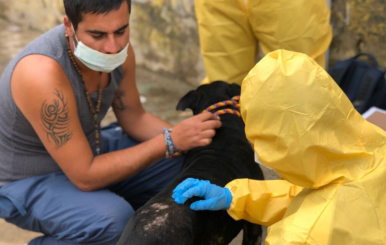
xmin=118 ymin=82 xmax=264 ymax=245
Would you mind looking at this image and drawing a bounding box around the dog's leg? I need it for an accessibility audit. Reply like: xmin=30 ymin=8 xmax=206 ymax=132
xmin=242 ymin=221 xmax=263 ymax=245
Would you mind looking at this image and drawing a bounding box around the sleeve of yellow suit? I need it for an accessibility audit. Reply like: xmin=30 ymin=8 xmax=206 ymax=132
xmin=225 ymin=179 xmax=303 ymax=227
xmin=195 ymin=0 xmax=258 ymax=85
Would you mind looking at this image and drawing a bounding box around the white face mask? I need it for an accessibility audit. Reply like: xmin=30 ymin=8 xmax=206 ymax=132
xmin=71 ymin=24 xmax=129 ymax=73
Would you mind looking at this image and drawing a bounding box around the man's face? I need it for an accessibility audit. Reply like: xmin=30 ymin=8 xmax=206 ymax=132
xmin=72 ymin=1 xmax=130 ymax=54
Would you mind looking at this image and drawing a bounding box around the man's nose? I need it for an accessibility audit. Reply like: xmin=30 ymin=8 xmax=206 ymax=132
xmin=103 ymin=35 xmax=120 ymax=54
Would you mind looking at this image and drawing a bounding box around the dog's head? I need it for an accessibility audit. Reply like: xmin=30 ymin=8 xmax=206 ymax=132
xmin=176 ymin=81 xmax=241 ymax=115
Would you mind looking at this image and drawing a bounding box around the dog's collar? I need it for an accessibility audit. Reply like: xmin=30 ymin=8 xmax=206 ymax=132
xmin=202 ymin=96 xmax=241 ymax=117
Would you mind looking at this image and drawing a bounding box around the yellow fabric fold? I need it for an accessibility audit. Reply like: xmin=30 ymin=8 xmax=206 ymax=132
xmin=226 ymin=179 xmax=303 ymax=226
xmin=232 ymin=49 xmax=386 ymax=244
xmin=195 ymin=0 xmax=332 ymax=85
xmin=241 ymin=50 xmax=386 ymax=189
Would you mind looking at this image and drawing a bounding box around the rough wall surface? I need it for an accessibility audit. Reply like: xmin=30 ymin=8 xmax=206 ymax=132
xmin=129 ymin=0 xmax=204 ymax=84
xmin=0 ymin=0 xmax=205 ymax=84
xmin=0 ymin=0 xmax=64 ymax=31
xmin=330 ymin=0 xmax=386 ymax=67
xmin=0 ymin=0 xmax=385 ymax=81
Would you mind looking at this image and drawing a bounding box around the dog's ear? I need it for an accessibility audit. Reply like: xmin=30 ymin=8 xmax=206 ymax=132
xmin=227 ymin=83 xmax=241 ymax=97
xmin=176 ymin=90 xmax=200 ymax=111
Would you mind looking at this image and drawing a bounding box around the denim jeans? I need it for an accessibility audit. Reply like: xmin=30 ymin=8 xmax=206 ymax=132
xmin=0 ymin=123 xmax=184 ymax=245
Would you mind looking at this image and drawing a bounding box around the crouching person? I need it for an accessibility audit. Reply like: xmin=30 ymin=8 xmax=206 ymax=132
xmin=0 ymin=0 xmax=221 ymax=244
xmin=173 ymin=50 xmax=386 ymax=245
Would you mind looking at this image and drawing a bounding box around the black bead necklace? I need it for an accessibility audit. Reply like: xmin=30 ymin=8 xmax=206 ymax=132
xmin=66 ymin=34 xmax=103 ymax=155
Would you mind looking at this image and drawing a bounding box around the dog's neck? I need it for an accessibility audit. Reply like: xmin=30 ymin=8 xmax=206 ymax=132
xmin=194 ymin=98 xmax=241 ymax=116
xmin=189 ymin=113 xmax=247 ymax=153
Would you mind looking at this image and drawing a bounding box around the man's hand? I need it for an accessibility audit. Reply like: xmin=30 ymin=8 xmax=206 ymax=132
xmin=170 ymin=113 xmax=222 ymax=151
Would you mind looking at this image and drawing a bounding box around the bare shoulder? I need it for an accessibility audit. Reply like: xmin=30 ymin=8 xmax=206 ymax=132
xmin=10 ymin=54 xmax=88 ymax=153
xmin=11 ymin=54 xmax=77 ymax=147
xmin=11 ymin=54 xmax=74 ymax=108
xmin=12 ymin=54 xmax=70 ymax=89
xmin=10 ymin=54 xmax=94 ymax=177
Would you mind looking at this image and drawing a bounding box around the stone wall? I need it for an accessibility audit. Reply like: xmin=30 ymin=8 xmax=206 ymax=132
xmin=330 ymin=0 xmax=386 ymax=67
xmin=0 ymin=0 xmax=204 ymax=84
xmin=0 ymin=0 xmax=385 ymax=82
xmin=0 ymin=0 xmax=64 ymax=31
xmin=129 ymin=0 xmax=204 ymax=84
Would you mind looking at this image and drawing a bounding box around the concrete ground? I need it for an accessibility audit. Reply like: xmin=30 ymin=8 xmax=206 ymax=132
xmin=0 ymin=18 xmax=273 ymax=244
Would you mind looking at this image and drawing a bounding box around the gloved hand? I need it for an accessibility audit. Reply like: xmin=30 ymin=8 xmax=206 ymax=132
xmin=172 ymin=178 xmax=232 ymax=211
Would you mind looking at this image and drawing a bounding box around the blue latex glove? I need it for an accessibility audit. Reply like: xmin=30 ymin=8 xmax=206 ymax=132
xmin=172 ymin=178 xmax=232 ymax=211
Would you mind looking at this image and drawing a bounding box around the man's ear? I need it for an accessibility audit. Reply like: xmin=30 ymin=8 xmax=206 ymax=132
xmin=63 ymin=15 xmax=74 ymax=37
xmin=176 ymin=90 xmax=200 ymax=111
xmin=227 ymin=83 xmax=241 ymax=97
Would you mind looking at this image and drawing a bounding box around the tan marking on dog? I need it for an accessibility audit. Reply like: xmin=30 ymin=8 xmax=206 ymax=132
xmin=151 ymin=203 xmax=169 ymax=210
xmin=144 ymin=213 xmax=170 ymax=231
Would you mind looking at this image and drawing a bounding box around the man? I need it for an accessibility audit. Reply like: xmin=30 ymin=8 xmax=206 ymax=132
xmin=0 ymin=0 xmax=221 ymax=244
xmin=195 ymin=0 xmax=332 ymax=85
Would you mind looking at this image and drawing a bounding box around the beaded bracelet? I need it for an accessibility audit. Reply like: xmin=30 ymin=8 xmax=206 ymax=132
xmin=163 ymin=128 xmax=182 ymax=159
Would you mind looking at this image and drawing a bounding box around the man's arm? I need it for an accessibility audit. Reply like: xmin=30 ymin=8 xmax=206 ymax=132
xmin=12 ymin=55 xmax=221 ymax=192
xmin=113 ymin=43 xmax=172 ymax=142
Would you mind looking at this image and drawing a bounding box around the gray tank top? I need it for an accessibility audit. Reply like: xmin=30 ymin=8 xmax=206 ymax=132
xmin=0 ymin=25 xmax=123 ymax=186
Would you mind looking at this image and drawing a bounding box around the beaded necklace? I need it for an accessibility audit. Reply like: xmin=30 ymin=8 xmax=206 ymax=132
xmin=65 ymin=34 xmax=103 ymax=155
xmin=201 ymin=96 xmax=241 ymax=117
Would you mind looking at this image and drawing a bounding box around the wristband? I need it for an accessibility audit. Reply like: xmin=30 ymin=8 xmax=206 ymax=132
xmin=163 ymin=128 xmax=174 ymax=158
xmin=163 ymin=128 xmax=182 ymax=159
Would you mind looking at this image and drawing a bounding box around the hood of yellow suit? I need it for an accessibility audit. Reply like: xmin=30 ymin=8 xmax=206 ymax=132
xmin=241 ymin=49 xmax=386 ymax=189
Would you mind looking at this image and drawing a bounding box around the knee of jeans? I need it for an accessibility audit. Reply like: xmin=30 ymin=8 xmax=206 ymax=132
xmin=0 ymin=196 xmax=19 ymax=219
xmin=114 ymin=207 xmax=134 ymax=233
xmin=69 ymin=202 xmax=135 ymax=244
xmin=102 ymin=204 xmax=134 ymax=243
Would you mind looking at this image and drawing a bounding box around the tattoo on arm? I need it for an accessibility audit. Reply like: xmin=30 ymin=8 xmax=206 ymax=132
xmin=114 ymin=90 xmax=128 ymax=111
xmin=40 ymin=89 xmax=73 ymax=149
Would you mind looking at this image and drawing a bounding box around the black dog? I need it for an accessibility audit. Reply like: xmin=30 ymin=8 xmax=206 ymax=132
xmin=118 ymin=81 xmax=264 ymax=245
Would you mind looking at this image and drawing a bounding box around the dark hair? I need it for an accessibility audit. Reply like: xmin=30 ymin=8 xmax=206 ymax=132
xmin=64 ymin=0 xmax=131 ymax=31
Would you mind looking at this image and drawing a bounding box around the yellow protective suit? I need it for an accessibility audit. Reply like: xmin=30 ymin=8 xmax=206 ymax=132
xmin=226 ymin=50 xmax=386 ymax=244
xmin=195 ymin=0 xmax=332 ymax=85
